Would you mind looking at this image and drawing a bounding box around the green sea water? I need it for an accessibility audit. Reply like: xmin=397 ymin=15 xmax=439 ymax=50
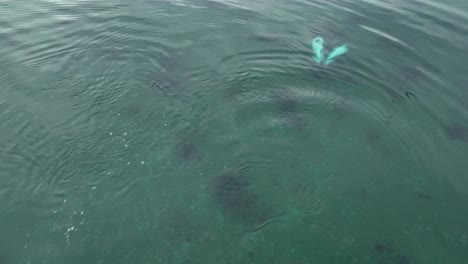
xmin=1 ymin=0 xmax=468 ymax=263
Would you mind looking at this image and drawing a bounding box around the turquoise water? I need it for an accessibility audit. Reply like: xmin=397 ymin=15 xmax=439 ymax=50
xmin=1 ymin=0 xmax=468 ymax=263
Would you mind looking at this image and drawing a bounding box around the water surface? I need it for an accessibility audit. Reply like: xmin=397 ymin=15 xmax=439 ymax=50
xmin=1 ymin=0 xmax=468 ymax=263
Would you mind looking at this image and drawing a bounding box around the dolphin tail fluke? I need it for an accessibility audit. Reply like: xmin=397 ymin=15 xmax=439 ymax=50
xmin=312 ymin=37 xmax=325 ymax=64
xmin=324 ymin=44 xmax=348 ymax=65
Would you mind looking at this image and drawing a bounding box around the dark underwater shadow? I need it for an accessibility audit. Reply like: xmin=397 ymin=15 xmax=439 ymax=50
xmin=209 ymin=168 xmax=275 ymax=226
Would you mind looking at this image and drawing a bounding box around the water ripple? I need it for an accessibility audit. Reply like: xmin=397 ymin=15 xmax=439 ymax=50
xmin=1 ymin=0 xmax=468 ymax=262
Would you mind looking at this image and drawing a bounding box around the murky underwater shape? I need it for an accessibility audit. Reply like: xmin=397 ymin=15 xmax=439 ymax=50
xmin=0 ymin=0 xmax=467 ymax=263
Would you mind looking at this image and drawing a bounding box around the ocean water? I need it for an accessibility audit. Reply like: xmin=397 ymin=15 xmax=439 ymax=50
xmin=0 ymin=0 xmax=467 ymax=263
